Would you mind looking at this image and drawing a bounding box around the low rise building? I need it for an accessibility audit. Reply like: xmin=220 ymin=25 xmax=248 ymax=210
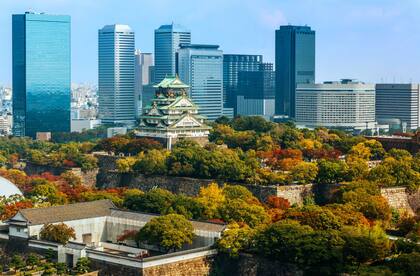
xmin=6 ymin=200 xmax=225 ymax=271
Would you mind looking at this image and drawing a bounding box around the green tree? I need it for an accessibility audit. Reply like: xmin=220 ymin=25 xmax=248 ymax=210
xmin=116 ymin=157 xmax=137 ymax=173
xmin=288 ymin=161 xmax=318 ymax=184
xmin=219 ymin=199 xmax=269 ymax=227
xmin=40 ymin=223 xmax=76 ymax=244
xmin=217 ymin=223 xmax=255 ymax=257
xmin=315 ymin=159 xmax=349 ymax=184
xmin=26 ymin=253 xmax=40 ymax=269
xmin=123 ymin=188 xmax=175 ymax=214
xmin=75 ymin=257 xmax=90 ymax=274
xmin=136 ymin=214 xmax=194 ymax=252
xmin=55 ymin=262 xmax=68 ymax=275
xmin=10 ymin=254 xmax=25 ymax=272
xmin=133 ymin=149 xmax=168 ymax=175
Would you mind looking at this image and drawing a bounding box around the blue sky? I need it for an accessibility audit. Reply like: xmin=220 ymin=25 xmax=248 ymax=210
xmin=1 ymin=0 xmax=420 ymax=85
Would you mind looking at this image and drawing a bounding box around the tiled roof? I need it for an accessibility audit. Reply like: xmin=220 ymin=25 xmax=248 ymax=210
xmin=17 ymin=200 xmax=115 ymax=225
xmin=154 ymin=76 xmax=189 ymax=89
xmin=110 ymin=209 xmax=226 ymax=233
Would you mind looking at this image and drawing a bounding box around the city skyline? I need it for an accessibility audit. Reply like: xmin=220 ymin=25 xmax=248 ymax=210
xmin=1 ymin=0 xmax=420 ymax=85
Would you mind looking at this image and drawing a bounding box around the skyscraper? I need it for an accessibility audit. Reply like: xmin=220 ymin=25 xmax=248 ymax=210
xmin=375 ymin=84 xmax=420 ymax=131
xmin=135 ymin=51 xmax=154 ymax=117
xmin=178 ymin=44 xmax=224 ymax=121
xmin=275 ymin=25 xmax=315 ymax=118
xmin=223 ymin=54 xmax=262 ymax=114
xmin=98 ymin=24 xmax=135 ymax=126
xmin=12 ymin=12 xmax=71 ymax=137
xmin=237 ymin=63 xmax=275 ymax=119
xmin=154 ymin=24 xmax=191 ymax=83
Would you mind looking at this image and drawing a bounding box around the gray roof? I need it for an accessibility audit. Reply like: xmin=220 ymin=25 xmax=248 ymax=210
xmin=110 ymin=209 xmax=226 ymax=233
xmin=16 ymin=200 xmax=115 ymax=225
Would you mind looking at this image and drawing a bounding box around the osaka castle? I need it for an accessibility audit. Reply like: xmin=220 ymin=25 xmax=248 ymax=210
xmin=135 ymin=76 xmax=211 ymax=149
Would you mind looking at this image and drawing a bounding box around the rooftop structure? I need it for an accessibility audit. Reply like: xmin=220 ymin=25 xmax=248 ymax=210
xmin=5 ymin=200 xmax=225 ymax=270
xmin=136 ymin=76 xmax=211 ymax=149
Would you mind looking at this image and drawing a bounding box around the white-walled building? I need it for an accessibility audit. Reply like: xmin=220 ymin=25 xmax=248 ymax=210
xmin=295 ymin=80 xmax=377 ymax=131
xmin=376 ymin=84 xmax=420 ymax=131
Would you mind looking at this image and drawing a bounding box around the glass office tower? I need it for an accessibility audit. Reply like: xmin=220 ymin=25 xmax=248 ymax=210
xmin=154 ymin=24 xmax=191 ymax=83
xmin=275 ymin=25 xmax=315 ymax=118
xmin=98 ymin=25 xmax=135 ymax=126
xmin=12 ymin=12 xmax=71 ymax=138
xmin=223 ymin=54 xmax=262 ymax=114
xmin=178 ymin=44 xmax=224 ymax=121
xmin=237 ymin=63 xmax=275 ymax=119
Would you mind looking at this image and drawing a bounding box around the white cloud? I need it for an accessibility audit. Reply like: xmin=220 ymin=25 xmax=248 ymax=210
xmin=259 ymin=8 xmax=288 ymax=28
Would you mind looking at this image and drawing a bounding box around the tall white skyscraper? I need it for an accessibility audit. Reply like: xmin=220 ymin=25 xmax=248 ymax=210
xmin=135 ymin=51 xmax=154 ymax=117
xmin=154 ymin=23 xmax=191 ymax=83
xmin=98 ymin=24 xmax=135 ymax=125
xmin=178 ymin=44 xmax=224 ymax=121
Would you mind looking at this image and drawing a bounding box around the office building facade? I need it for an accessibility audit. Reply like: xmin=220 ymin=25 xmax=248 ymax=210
xmin=98 ymin=24 xmax=135 ymax=126
xmin=376 ymin=84 xmax=420 ymax=131
xmin=178 ymin=44 xmax=224 ymax=121
xmin=237 ymin=63 xmax=275 ymax=119
xmin=275 ymin=25 xmax=315 ymax=118
xmin=223 ymin=54 xmax=262 ymax=115
xmin=12 ymin=12 xmax=71 ymax=137
xmin=154 ymin=24 xmax=191 ymax=83
xmin=135 ymin=51 xmax=154 ymax=117
xmin=295 ymin=80 xmax=376 ymax=131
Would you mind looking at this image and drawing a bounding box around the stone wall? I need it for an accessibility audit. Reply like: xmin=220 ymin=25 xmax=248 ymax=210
xmin=212 ymin=254 xmax=301 ymax=276
xmin=23 ymin=162 xmax=98 ymax=188
xmin=381 ymin=187 xmax=420 ymax=215
xmin=276 ymin=184 xmax=314 ymax=206
xmin=143 ymin=256 xmax=214 ymax=276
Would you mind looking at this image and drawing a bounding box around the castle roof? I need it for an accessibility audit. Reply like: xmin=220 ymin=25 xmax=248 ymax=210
xmin=154 ymin=75 xmax=189 ymax=89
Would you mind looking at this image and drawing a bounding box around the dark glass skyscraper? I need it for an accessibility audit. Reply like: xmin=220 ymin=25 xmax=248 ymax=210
xmin=12 ymin=12 xmax=71 ymax=138
xmin=154 ymin=24 xmax=191 ymax=83
xmin=237 ymin=63 xmax=275 ymax=118
xmin=275 ymin=25 xmax=315 ymax=118
xmin=223 ymin=55 xmax=262 ymax=114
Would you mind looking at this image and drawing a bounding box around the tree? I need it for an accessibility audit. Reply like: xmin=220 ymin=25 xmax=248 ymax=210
xmin=288 ymin=162 xmax=318 ymax=184
xmin=283 ymin=205 xmax=342 ymax=230
xmin=349 ymin=143 xmax=371 ymax=160
xmin=222 ymin=185 xmax=256 ymax=202
xmin=116 ymin=157 xmax=137 ymax=173
xmin=133 ymin=149 xmax=168 ymax=175
xmin=219 ymin=199 xmax=269 ymax=227
xmin=75 ymin=257 xmax=90 ymax=274
xmin=10 ymin=254 xmax=25 ymax=272
xmin=254 ymin=220 xmax=313 ymax=261
xmin=26 ymin=253 xmax=40 ymax=269
xmin=196 ymin=183 xmax=225 ymax=219
xmin=55 ymin=262 xmax=68 ymax=275
xmin=123 ymin=188 xmax=175 ymax=214
xmin=136 ymin=214 xmax=194 ymax=252
xmin=40 ymin=223 xmax=76 ymax=244
xmin=315 ymin=159 xmax=349 ymax=184
xmin=167 ymin=194 xmax=206 ymax=220
xmin=217 ymin=223 xmax=255 ymax=257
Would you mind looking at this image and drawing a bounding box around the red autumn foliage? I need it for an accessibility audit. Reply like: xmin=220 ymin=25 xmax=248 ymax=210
xmin=0 ymin=201 xmax=33 ymax=221
xmin=63 ymin=160 xmax=77 ymax=168
xmin=207 ymin=218 xmax=226 ymax=224
xmin=266 ymin=196 xmax=291 ymax=210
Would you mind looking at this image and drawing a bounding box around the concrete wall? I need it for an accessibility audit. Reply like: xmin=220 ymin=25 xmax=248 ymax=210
xmin=29 ymin=217 xmax=107 ymax=244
